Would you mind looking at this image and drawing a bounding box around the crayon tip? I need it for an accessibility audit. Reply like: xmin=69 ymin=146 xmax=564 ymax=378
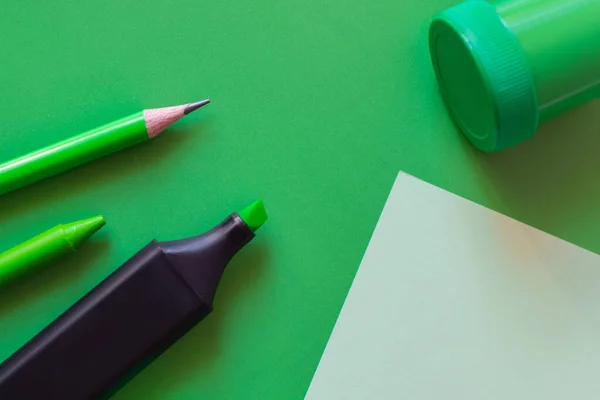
xmin=61 ymin=215 xmax=107 ymax=250
xmin=183 ymin=99 xmax=211 ymax=115
xmin=238 ymin=200 xmax=267 ymax=232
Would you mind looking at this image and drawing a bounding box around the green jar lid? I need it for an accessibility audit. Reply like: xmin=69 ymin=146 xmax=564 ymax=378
xmin=429 ymin=0 xmax=539 ymax=152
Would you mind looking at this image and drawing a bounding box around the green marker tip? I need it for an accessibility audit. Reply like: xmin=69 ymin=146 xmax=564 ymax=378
xmin=238 ymin=200 xmax=268 ymax=232
xmin=61 ymin=215 xmax=107 ymax=249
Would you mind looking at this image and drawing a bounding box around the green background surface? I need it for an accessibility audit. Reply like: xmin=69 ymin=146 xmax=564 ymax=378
xmin=0 ymin=0 xmax=599 ymax=399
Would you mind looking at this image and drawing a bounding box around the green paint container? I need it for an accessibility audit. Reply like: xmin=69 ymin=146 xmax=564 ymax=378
xmin=429 ymin=0 xmax=600 ymax=152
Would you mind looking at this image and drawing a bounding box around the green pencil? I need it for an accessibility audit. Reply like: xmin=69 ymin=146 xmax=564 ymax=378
xmin=0 ymin=216 xmax=106 ymax=286
xmin=0 ymin=100 xmax=210 ymax=196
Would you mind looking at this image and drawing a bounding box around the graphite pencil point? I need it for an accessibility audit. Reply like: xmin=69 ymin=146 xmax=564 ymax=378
xmin=144 ymin=99 xmax=211 ymax=138
xmin=183 ymin=99 xmax=211 ymax=115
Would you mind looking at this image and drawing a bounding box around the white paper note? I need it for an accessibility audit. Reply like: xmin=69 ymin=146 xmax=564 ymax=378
xmin=305 ymin=172 xmax=600 ymax=400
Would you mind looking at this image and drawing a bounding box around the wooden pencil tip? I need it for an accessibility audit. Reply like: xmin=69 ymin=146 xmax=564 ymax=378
xmin=144 ymin=99 xmax=210 ymax=138
xmin=183 ymin=99 xmax=211 ymax=115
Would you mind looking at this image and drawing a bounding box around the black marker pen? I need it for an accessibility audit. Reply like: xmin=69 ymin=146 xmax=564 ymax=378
xmin=0 ymin=200 xmax=267 ymax=399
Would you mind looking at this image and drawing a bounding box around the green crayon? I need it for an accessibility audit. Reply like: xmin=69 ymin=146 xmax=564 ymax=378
xmin=0 ymin=216 xmax=106 ymax=286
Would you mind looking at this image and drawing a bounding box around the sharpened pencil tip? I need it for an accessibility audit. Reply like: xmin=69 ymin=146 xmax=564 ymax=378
xmin=183 ymin=99 xmax=211 ymax=115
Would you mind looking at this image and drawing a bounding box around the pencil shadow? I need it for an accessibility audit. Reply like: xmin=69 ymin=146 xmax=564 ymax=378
xmin=0 ymin=238 xmax=110 ymax=317
xmin=0 ymin=120 xmax=213 ymax=223
xmin=112 ymin=240 xmax=271 ymax=399
xmin=472 ymin=100 xmax=600 ymax=233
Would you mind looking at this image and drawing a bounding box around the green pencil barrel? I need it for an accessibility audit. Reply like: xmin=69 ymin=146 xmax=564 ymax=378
xmin=496 ymin=0 xmax=600 ymax=122
xmin=0 ymin=113 xmax=148 ymax=196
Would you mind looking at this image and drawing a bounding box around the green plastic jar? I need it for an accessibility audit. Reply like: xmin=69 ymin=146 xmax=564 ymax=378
xmin=429 ymin=0 xmax=600 ymax=152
